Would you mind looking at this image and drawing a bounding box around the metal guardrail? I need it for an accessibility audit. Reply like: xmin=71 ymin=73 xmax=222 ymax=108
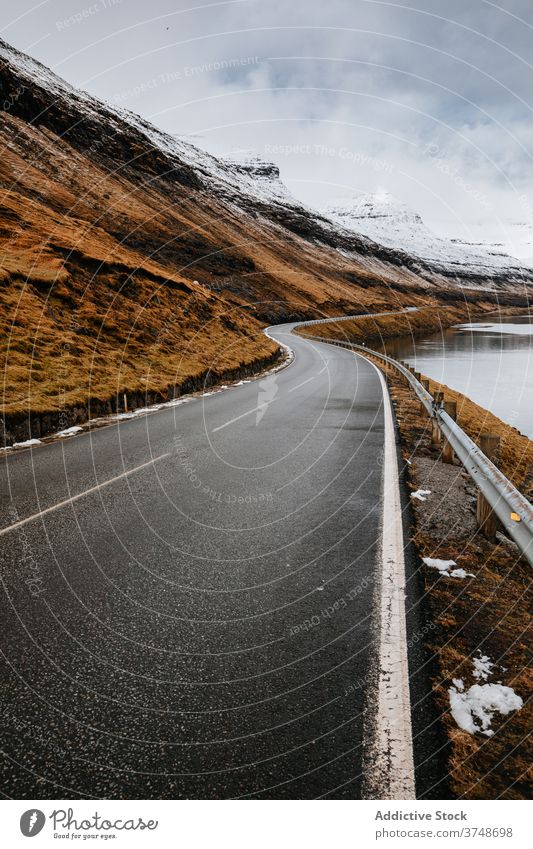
xmin=297 ymin=307 xmax=419 ymax=328
xmin=298 ymin=330 xmax=533 ymax=567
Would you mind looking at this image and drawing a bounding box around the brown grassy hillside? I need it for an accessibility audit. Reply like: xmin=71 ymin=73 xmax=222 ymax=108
xmin=0 ymin=106 xmax=415 ymax=428
xmin=0 ymin=39 xmax=530 ymax=441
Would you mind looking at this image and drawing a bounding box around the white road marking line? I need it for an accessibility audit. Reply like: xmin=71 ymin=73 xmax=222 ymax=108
xmin=360 ymin=355 xmax=416 ymax=800
xmin=287 ymin=375 xmax=315 ymax=393
xmin=0 ymin=453 xmax=171 ymax=538
xmin=212 ymin=368 xmax=315 ymax=430
xmin=211 ymin=397 xmax=281 ymax=433
xmin=213 ymin=362 xmax=322 ymax=430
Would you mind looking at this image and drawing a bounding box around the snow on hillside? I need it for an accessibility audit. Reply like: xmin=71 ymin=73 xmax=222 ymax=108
xmin=116 ymin=106 xmax=295 ymax=207
xmin=324 ymin=193 xmax=528 ymax=276
xmin=0 ymin=38 xmax=295 ymax=212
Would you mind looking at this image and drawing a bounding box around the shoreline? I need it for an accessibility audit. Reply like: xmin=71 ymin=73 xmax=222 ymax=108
xmin=297 ymin=303 xmax=532 ymax=449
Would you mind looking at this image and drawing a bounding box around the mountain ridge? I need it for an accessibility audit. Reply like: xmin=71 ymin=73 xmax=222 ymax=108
xmin=3 ymin=36 xmax=532 ymax=288
xmin=324 ymin=192 xmax=529 ymax=279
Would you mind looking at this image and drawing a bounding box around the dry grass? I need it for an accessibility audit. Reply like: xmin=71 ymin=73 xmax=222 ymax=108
xmin=0 ymin=271 xmax=277 ymax=415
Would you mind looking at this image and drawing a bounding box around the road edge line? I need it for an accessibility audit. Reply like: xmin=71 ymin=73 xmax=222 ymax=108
xmin=359 ymin=354 xmax=416 ymax=800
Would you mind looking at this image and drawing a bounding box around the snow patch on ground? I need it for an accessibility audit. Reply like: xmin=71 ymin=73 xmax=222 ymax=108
xmin=12 ymin=439 xmax=42 ymax=449
xmin=411 ymin=488 xmax=431 ymax=501
xmin=448 ymin=568 xmax=473 ymax=579
xmin=473 ymin=654 xmax=495 ymax=681
xmin=56 ymin=426 xmax=83 ymax=437
xmin=166 ymin=397 xmax=192 ymax=406
xmin=448 ymin=678 xmax=523 ymax=737
xmin=422 ymin=557 xmax=474 ymax=579
xmin=87 ymin=397 xmax=194 ymax=426
xmin=423 ymin=557 xmax=456 ymax=572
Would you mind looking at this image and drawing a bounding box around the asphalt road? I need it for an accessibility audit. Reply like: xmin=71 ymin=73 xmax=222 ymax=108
xmin=0 ymin=324 xmax=441 ymax=799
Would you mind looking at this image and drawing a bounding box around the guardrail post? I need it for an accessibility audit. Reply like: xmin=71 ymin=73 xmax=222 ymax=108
xmin=442 ymin=400 xmax=457 ymax=463
xmin=408 ymin=367 xmax=417 ymax=396
xmin=476 ymin=434 xmax=501 ymax=540
xmin=431 ymin=391 xmax=443 ymax=443
xmin=420 ymin=379 xmax=430 ymax=416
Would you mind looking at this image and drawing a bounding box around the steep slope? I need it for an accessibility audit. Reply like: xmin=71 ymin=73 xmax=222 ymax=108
xmin=325 ymin=193 xmax=529 ymax=280
xmin=0 ymin=38 xmax=531 ymax=441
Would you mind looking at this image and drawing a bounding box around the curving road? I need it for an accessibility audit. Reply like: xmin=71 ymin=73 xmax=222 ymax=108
xmin=0 ymin=323 xmax=442 ymax=799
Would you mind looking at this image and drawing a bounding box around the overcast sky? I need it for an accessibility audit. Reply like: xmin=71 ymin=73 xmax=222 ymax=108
xmin=2 ymin=0 xmax=533 ymax=257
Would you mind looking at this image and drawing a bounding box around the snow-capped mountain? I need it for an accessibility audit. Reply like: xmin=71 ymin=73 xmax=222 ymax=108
xmin=1 ymin=33 xmax=532 ymax=300
xmin=324 ymin=193 xmax=529 ymax=278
